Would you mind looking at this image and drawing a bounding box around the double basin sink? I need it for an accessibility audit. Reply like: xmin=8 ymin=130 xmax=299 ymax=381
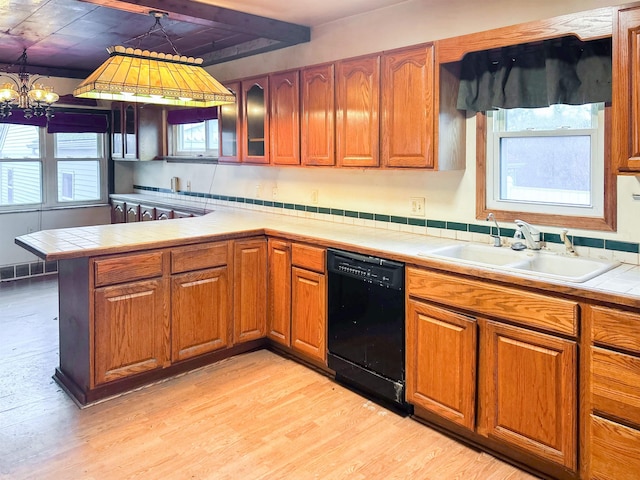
xmin=419 ymin=243 xmax=619 ymax=283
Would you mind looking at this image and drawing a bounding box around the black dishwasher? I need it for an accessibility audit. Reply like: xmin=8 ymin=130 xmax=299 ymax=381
xmin=327 ymin=249 xmax=410 ymax=413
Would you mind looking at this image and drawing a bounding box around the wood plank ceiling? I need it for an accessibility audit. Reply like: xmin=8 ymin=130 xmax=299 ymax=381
xmin=0 ymin=0 xmax=311 ymax=79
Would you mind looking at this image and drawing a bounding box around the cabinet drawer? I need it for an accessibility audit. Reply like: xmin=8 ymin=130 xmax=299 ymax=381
xmin=94 ymin=251 xmax=164 ymax=287
xmin=171 ymin=242 xmax=228 ymax=274
xmin=590 ymin=305 xmax=640 ymax=354
xmin=590 ymin=415 xmax=640 ymax=480
xmin=292 ymin=243 xmax=325 ymax=273
xmin=591 ymin=346 xmax=640 ymax=427
xmin=407 ymin=268 xmax=578 ymax=336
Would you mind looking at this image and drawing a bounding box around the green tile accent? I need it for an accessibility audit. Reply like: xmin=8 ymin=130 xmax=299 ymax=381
xmin=273 ymin=201 xmax=284 ymax=208
xmin=391 ymin=216 xmax=408 ymax=224
xmin=284 ymin=203 xmax=295 ymax=210
xmin=242 ymin=198 xmax=252 ymax=204
xmin=359 ymin=212 xmax=374 ymax=220
xmin=605 ymin=240 xmax=639 ymax=253
xmin=255 ymin=199 xmax=264 ymax=205
xmin=319 ymin=207 xmax=331 ymax=214
xmin=500 ymin=228 xmax=516 ymax=238
xmin=427 ymin=219 xmax=446 ymax=229
xmin=345 ymin=210 xmax=358 ymax=218
xmin=573 ymin=236 xmax=604 ymax=248
xmin=469 ymin=224 xmax=491 ymax=234
xmin=331 ymin=208 xmax=345 ymax=216
xmin=306 ymin=206 xmax=318 ymax=213
xmin=374 ymin=214 xmax=390 ymax=222
xmin=295 ymin=204 xmax=305 ymax=211
xmin=447 ymin=221 xmax=467 ymax=232
xmin=408 ymin=218 xmax=426 ymax=227
xmin=543 ymin=232 xmax=561 ymax=244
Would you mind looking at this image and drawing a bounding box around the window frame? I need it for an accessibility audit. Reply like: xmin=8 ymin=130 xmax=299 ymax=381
xmin=476 ymin=106 xmax=616 ymax=231
xmin=170 ymin=118 xmax=219 ymax=158
xmin=0 ymin=125 xmax=108 ymax=211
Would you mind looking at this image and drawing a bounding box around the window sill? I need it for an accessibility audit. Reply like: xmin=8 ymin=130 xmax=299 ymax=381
xmin=164 ymin=156 xmax=218 ymax=164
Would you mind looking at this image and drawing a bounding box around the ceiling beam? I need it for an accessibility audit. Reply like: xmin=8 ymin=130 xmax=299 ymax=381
xmin=0 ymin=62 xmax=91 ymax=79
xmin=78 ymin=0 xmax=311 ymax=45
xmin=200 ymin=38 xmax=290 ymax=65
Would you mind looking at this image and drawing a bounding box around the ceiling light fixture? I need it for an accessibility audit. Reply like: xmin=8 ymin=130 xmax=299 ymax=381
xmin=73 ymin=11 xmax=235 ymax=108
xmin=0 ymin=49 xmax=59 ymax=120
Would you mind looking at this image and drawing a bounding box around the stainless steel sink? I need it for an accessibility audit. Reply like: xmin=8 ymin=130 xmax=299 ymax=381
xmin=418 ymin=243 xmax=619 ymax=283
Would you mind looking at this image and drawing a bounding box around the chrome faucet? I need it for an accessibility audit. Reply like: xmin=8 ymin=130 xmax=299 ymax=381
xmin=486 ymin=212 xmax=501 ymax=247
xmin=560 ymin=229 xmax=577 ymax=256
xmin=514 ymin=219 xmax=541 ymax=250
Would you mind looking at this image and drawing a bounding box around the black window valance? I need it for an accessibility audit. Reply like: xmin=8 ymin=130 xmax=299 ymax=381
xmin=47 ymin=111 xmax=109 ymax=134
xmin=456 ymin=36 xmax=612 ymax=112
xmin=167 ymin=106 xmax=218 ymax=125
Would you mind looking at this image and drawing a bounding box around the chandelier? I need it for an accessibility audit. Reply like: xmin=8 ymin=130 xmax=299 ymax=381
xmin=73 ymin=12 xmax=235 ymax=108
xmin=0 ymin=49 xmax=59 ymax=120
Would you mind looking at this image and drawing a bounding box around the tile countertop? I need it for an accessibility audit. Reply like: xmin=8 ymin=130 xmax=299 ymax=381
xmin=15 ymin=200 xmax=640 ymax=310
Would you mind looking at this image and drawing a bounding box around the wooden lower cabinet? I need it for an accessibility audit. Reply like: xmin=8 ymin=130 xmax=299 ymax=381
xmin=291 ymin=266 xmax=326 ymax=361
xmin=406 ymin=299 xmax=477 ymax=429
xmin=267 ymin=239 xmax=291 ymax=346
xmin=589 ymin=415 xmax=640 ymax=479
xmin=171 ymin=267 xmax=230 ymax=362
xmin=94 ymin=278 xmax=169 ymax=385
xmin=233 ymin=238 xmax=267 ymax=344
xmin=478 ymin=319 xmax=577 ymax=470
xmin=584 ymin=304 xmax=640 ymax=479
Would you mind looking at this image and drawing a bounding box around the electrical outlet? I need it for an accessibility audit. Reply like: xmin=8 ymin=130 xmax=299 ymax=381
xmin=311 ymin=189 xmax=319 ymax=204
xmin=410 ymin=197 xmax=425 ymax=216
xmin=186 ymin=181 xmax=191 ymax=192
xmin=272 ymin=187 xmax=278 ymax=200
xmin=255 ymin=184 xmax=262 ymax=198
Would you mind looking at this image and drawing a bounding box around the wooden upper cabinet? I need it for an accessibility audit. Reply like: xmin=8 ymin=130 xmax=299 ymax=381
xmin=613 ymin=5 xmax=640 ymax=173
xmin=219 ymin=81 xmax=241 ymax=163
xmin=301 ymin=63 xmax=335 ymax=166
xmin=381 ymin=45 xmax=434 ymax=168
xmin=242 ymin=76 xmax=269 ymax=164
xmin=478 ymin=319 xmax=577 ymax=469
xmin=270 ymin=71 xmax=300 ymax=165
xmin=336 ymin=55 xmax=380 ymax=167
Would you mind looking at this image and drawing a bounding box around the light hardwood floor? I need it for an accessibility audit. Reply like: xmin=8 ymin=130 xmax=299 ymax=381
xmin=0 ymin=276 xmax=537 ymax=480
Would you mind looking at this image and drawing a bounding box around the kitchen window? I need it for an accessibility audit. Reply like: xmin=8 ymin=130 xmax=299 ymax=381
xmin=171 ymin=119 xmax=219 ymax=157
xmin=486 ymin=103 xmax=604 ymax=216
xmin=0 ymin=123 xmax=107 ymax=210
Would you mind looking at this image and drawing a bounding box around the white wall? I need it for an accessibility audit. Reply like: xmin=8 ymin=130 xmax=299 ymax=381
xmin=129 ymin=0 xmax=639 ymax=243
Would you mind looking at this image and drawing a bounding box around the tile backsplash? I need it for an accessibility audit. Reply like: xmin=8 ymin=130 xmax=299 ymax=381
xmin=134 ymin=184 xmax=640 ymax=266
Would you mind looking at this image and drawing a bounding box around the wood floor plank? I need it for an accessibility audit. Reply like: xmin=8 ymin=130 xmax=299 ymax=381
xmin=0 ymin=277 xmax=537 ymax=479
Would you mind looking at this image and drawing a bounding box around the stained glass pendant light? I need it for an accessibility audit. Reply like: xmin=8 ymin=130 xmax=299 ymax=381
xmin=73 ymin=12 xmax=235 ymax=107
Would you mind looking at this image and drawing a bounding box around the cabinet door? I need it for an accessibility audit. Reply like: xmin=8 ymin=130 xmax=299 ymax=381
xmin=111 ymin=200 xmax=126 ymax=224
xmin=270 ymin=71 xmax=300 ymax=165
xmin=126 ymin=203 xmax=140 ymax=222
xmin=123 ymin=104 xmax=137 ymax=159
xmin=301 ymin=64 xmax=335 ymax=166
xmin=406 ymin=299 xmax=477 ymax=429
xmin=171 ymin=267 xmax=230 ymax=362
xmin=242 ymin=76 xmax=269 ymax=164
xmin=291 ymin=266 xmax=326 ymax=362
xmin=381 ymin=45 xmax=434 ymax=168
xmin=94 ymin=278 xmax=169 ymax=385
xmin=155 ymin=207 xmax=173 ymax=220
xmin=336 ymin=55 xmax=380 ymax=167
xmin=267 ymin=239 xmax=291 ymax=346
xmin=219 ymin=81 xmax=241 ymax=163
xmin=137 ymin=104 xmax=164 ymax=161
xmin=139 ymin=205 xmax=155 ymax=222
xmin=478 ymin=319 xmax=577 ymax=469
xmin=111 ymin=103 xmax=123 ymax=159
xmin=613 ymin=7 xmax=640 ymax=173
xmin=233 ymin=238 xmax=267 ymax=344
xmin=589 ymin=414 xmax=640 ymax=480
